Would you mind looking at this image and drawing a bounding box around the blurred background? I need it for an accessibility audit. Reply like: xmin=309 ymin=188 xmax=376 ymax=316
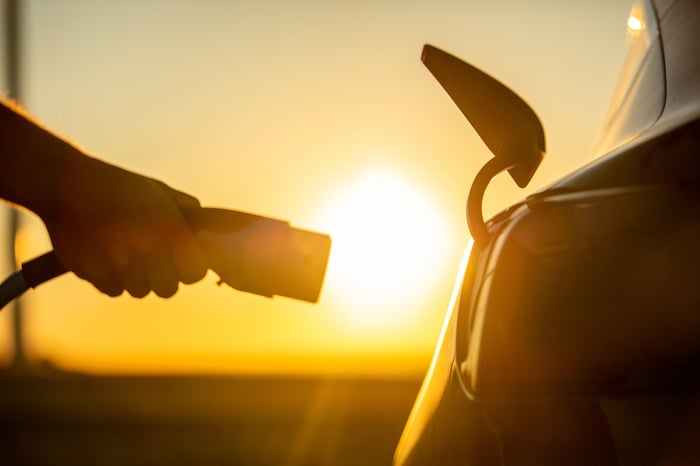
xmin=0 ymin=0 xmax=632 ymax=464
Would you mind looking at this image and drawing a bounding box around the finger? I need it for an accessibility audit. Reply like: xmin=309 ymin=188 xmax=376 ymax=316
xmin=118 ymin=262 xmax=150 ymax=298
xmin=68 ymin=255 xmax=124 ymax=297
xmin=147 ymin=257 xmax=179 ymax=298
xmin=170 ymin=189 xmax=201 ymax=210
xmin=165 ymin=187 xmax=203 ymax=230
xmin=152 ymin=179 xmax=201 ymax=211
xmin=198 ymin=234 xmax=235 ymax=285
xmin=92 ymin=279 xmax=124 ymax=298
xmin=171 ymin=232 xmax=208 ymax=285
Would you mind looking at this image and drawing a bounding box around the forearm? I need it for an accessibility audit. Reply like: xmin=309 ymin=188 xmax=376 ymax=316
xmin=0 ymin=98 xmax=208 ymax=297
xmin=0 ymin=99 xmax=85 ymax=218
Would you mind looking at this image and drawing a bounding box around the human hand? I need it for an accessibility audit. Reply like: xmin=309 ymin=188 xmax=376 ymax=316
xmin=38 ymin=154 xmax=208 ymax=298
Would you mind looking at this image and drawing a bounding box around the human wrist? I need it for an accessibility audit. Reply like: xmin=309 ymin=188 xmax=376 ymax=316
xmin=0 ymin=101 xmax=88 ymax=220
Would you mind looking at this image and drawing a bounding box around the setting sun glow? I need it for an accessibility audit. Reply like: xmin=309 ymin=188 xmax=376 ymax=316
xmin=0 ymin=1 xmax=632 ymax=376
xmin=317 ymin=168 xmax=451 ymax=331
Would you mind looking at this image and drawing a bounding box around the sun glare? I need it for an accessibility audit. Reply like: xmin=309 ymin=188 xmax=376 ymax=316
xmin=317 ymin=169 xmax=451 ymax=331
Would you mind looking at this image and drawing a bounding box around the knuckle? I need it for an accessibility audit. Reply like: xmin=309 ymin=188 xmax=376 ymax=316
xmin=94 ymin=280 xmax=124 ymax=297
xmin=154 ymin=281 xmax=178 ymax=299
xmin=147 ymin=260 xmax=179 ymax=298
xmin=180 ymin=261 xmax=207 ymax=284
xmin=126 ymin=286 xmax=149 ymax=299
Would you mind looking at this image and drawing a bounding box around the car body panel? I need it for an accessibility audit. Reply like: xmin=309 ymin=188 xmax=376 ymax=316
xmin=395 ymin=0 xmax=700 ymax=464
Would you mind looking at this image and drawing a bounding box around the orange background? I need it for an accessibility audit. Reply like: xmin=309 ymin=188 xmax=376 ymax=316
xmin=0 ymin=0 xmax=633 ymax=375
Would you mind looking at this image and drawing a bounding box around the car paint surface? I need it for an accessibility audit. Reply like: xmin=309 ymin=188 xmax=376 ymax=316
xmin=394 ymin=0 xmax=700 ymax=464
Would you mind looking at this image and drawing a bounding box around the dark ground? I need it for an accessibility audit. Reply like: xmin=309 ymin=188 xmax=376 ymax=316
xmin=0 ymin=372 xmax=422 ymax=466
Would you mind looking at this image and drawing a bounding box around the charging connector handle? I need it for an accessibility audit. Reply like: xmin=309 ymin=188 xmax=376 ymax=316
xmin=0 ymin=251 xmax=63 ymax=312
xmin=21 ymin=251 xmax=65 ymax=289
xmin=0 ymin=207 xmax=331 ymax=310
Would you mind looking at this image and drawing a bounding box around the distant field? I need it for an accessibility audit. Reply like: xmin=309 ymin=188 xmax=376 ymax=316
xmin=0 ymin=373 xmax=422 ymax=466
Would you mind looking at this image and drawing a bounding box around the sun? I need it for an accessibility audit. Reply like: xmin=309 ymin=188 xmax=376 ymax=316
xmin=316 ymin=168 xmax=451 ymax=331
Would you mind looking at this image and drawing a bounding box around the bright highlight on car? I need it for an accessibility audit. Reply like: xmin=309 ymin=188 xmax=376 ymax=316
xmin=627 ymin=15 xmax=644 ymax=31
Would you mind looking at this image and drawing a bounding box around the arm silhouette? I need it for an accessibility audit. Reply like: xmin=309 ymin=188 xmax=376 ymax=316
xmin=0 ymin=99 xmax=207 ymax=298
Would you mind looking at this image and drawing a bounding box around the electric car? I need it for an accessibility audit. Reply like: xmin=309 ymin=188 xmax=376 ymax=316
xmin=395 ymin=0 xmax=700 ymax=464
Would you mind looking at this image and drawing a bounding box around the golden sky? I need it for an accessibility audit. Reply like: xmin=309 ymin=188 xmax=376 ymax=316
xmin=0 ymin=0 xmax=633 ymax=375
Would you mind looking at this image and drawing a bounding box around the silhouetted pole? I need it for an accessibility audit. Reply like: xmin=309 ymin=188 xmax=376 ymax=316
xmin=5 ymin=0 xmax=27 ymax=369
